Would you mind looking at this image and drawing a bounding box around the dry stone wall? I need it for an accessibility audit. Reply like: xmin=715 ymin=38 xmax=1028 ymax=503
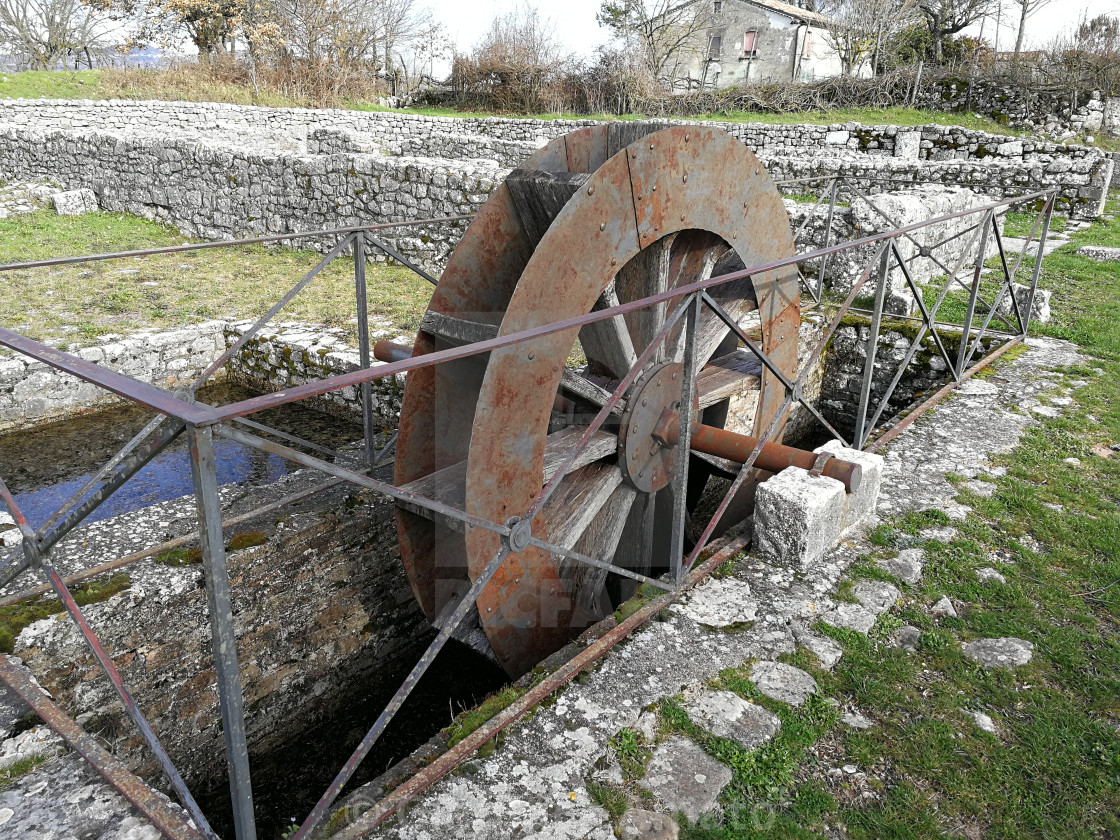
xmin=0 ymin=321 xmax=226 ymax=432
xmin=0 ymin=101 xmax=1112 ymax=264
xmin=11 ymin=481 xmax=428 ymax=790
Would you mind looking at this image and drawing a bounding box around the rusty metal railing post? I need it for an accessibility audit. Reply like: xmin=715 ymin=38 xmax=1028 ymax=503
xmin=669 ymin=292 xmax=702 ymax=585
xmin=817 ymin=176 xmax=839 ymax=302
xmin=955 ymin=208 xmax=993 ymax=380
xmin=187 ymin=425 xmax=257 ymax=840
xmin=354 ymin=231 xmax=378 ymax=472
xmin=853 ymin=243 xmax=892 ymax=448
xmin=1023 ymin=196 xmax=1055 ymax=336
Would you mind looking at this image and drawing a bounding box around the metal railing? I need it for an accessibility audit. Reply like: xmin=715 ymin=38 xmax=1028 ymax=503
xmin=0 ymin=185 xmax=1056 ymax=840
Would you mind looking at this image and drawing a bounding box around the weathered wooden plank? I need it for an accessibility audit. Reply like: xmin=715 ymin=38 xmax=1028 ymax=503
xmin=397 ymin=426 xmax=618 ymax=523
xmin=580 ymin=281 xmax=639 ymax=379
xmin=563 ymin=482 xmax=638 ymax=616
xmin=505 ymin=168 xmax=591 ymax=246
xmin=696 ymin=348 xmax=762 ymax=409
xmin=538 ymin=461 xmax=624 ymax=553
xmin=419 ymin=311 xmax=500 ymax=345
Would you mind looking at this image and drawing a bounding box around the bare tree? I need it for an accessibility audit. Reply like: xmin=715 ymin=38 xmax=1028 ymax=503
xmin=0 ymin=0 xmax=108 ymax=68
xmin=823 ymin=0 xmax=917 ymax=74
xmin=1010 ymin=0 xmax=1054 ymax=56
xmin=917 ymin=0 xmax=994 ymax=61
xmin=597 ymin=0 xmax=713 ymax=91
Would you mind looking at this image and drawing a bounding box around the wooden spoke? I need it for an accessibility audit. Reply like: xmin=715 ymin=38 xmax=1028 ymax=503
xmin=580 ymin=280 xmax=639 ymax=379
xmin=566 ymin=483 xmax=638 ymax=617
xmin=615 ymin=233 xmax=677 ymax=357
xmin=538 ymin=461 xmax=625 ymax=558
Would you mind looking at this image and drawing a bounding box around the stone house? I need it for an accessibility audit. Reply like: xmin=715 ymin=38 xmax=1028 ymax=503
xmin=675 ymin=0 xmax=866 ymax=88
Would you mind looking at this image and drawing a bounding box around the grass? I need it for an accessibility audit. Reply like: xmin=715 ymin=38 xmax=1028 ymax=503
xmin=0 ymin=209 xmax=432 ymax=347
xmin=671 ymin=192 xmax=1120 ymax=837
xmin=0 ymin=572 xmax=131 ymax=653
xmin=0 ymin=754 xmax=48 ymax=792
xmin=442 ymin=685 xmax=526 ymax=749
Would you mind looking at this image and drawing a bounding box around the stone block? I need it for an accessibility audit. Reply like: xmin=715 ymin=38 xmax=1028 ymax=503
xmin=749 ymin=661 xmax=817 ymax=706
xmin=753 ymin=467 xmax=845 ymax=568
xmin=961 ymin=636 xmax=1034 ymax=668
xmin=685 ymin=690 xmax=781 ymax=750
xmin=1076 ymin=245 xmax=1120 ymax=262
xmin=997 ymin=281 xmax=1051 ymax=324
xmin=813 ymin=440 xmax=883 ymax=532
xmin=620 ymin=810 xmax=679 ymax=840
xmin=51 ymin=189 xmax=98 ymax=216
xmin=643 ymin=737 xmax=732 ymax=822
xmin=894 ymin=131 xmax=921 ymax=159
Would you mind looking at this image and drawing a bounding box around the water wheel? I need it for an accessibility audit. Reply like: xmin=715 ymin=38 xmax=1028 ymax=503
xmin=393 ymin=124 xmax=801 ymax=677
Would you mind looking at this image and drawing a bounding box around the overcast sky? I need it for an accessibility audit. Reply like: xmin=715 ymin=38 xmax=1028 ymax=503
xmin=424 ymin=0 xmax=1120 ymax=59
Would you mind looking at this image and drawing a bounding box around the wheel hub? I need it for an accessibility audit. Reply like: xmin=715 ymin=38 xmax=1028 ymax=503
xmin=619 ymin=361 xmax=689 ymax=493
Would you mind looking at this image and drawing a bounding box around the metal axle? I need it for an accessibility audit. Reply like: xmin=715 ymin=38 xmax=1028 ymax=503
xmin=654 ymin=410 xmax=862 ymax=494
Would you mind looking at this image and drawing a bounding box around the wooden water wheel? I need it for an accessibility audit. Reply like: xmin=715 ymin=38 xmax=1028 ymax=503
xmin=392 ymin=124 xmax=804 ymax=677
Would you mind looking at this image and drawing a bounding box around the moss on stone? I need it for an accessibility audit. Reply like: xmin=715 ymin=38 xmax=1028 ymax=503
xmin=226 ymin=531 xmax=269 ymax=552
xmin=154 ymin=547 xmax=203 ymax=567
xmin=0 ymin=573 xmax=132 ymax=654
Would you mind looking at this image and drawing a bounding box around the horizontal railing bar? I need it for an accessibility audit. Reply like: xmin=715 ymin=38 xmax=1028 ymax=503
xmin=212 ymin=424 xmax=511 ymax=537
xmin=0 ymin=215 xmax=475 ymax=273
xmin=0 ymin=188 xmax=1057 ymax=428
xmin=525 ymin=536 xmax=673 ymax=591
xmin=204 ymin=188 xmax=1058 ymax=424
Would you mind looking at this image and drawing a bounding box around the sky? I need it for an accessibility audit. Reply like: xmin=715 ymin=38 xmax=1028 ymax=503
xmin=423 ymin=0 xmax=1120 ymax=60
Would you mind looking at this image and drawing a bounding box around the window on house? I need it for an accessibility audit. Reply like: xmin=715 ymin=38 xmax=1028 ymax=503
xmin=709 ymin=35 xmax=722 ymax=58
xmin=743 ymin=30 xmax=758 ymax=57
xmin=714 ymin=1 xmax=723 ymax=11
xmin=801 ymin=30 xmax=812 ymax=59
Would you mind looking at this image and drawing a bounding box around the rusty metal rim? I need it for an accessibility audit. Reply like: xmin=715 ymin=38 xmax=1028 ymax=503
xmin=334 ymin=528 xmax=752 ymax=839
xmin=864 ymin=336 xmax=1023 ymax=453
xmin=0 ymin=188 xmax=1056 ymax=429
xmin=0 ymin=656 xmax=205 ymax=840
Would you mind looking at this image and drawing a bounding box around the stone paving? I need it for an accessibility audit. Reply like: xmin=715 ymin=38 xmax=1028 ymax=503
xmin=332 ymin=334 xmax=1087 ymax=839
xmin=1 ymin=332 xmax=1087 ymax=838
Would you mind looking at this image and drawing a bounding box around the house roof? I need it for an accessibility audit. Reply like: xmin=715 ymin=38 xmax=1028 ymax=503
xmin=736 ymin=0 xmax=835 ymax=28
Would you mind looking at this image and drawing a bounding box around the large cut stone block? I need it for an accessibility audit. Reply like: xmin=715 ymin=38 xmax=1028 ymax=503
xmin=51 ymin=189 xmax=98 ymax=216
xmin=753 ymin=467 xmax=845 ymax=567
xmin=997 ymin=282 xmax=1051 ymax=324
xmin=814 ymin=440 xmax=883 ymax=532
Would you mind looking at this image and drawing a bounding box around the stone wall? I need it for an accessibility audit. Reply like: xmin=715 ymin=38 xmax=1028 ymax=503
xmin=12 ymin=486 xmax=428 ymax=789
xmin=0 ymin=321 xmax=226 ymax=432
xmin=818 ymin=319 xmax=1000 ymax=438
xmin=0 ymin=103 xmax=1112 ymax=266
xmin=914 ymin=80 xmax=1120 ymax=140
xmin=223 ymin=321 xmax=408 ymax=426
xmin=0 ymin=98 xmax=1108 ymax=163
xmin=785 ymin=186 xmax=1009 ymax=312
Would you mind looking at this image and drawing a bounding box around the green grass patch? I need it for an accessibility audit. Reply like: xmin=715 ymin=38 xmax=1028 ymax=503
xmin=0 ymin=209 xmax=432 ymax=347
xmin=659 ymin=673 xmax=840 ymax=838
xmin=0 ymin=572 xmax=131 ymax=653
xmin=0 ymin=754 xmax=48 ymax=793
xmin=442 ymin=685 xmax=525 ymax=749
xmin=674 ymin=190 xmax=1120 ymax=838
